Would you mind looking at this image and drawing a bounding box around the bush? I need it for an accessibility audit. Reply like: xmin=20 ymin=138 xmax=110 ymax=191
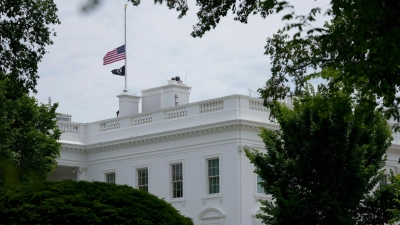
xmin=0 ymin=181 xmax=193 ymax=225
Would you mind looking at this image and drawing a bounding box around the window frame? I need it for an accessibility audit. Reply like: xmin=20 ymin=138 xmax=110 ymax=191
xmin=256 ymin=174 xmax=265 ymax=194
xmin=380 ymin=174 xmax=389 ymax=186
xmin=102 ymin=169 xmax=117 ymax=184
xmin=106 ymin=173 xmax=116 ymax=184
xmin=137 ymin=167 xmax=149 ymax=192
xmin=171 ymin=162 xmax=184 ymax=199
xmin=166 ymin=159 xmax=185 ymax=202
xmin=202 ymin=154 xmax=223 ymax=203
xmin=254 ymin=173 xmax=272 ymax=202
xmin=133 ymin=164 xmax=150 ymax=192
xmin=207 ymin=158 xmax=220 ymax=195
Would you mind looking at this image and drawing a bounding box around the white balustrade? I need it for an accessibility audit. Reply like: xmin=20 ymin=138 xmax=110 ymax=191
xmin=99 ymin=119 xmax=120 ymax=132
xmin=164 ymin=107 xmax=187 ymax=120
xmin=200 ymin=100 xmax=224 ymax=114
xmin=249 ymin=100 xmax=268 ymax=112
xmin=57 ymin=122 xmax=79 ymax=134
xmin=132 ymin=114 xmax=153 ymax=126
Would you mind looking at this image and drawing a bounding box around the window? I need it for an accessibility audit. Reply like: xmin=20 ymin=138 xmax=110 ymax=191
xmin=207 ymin=158 xmax=220 ymax=194
xmin=380 ymin=174 xmax=388 ymax=186
xmin=105 ymin=173 xmax=115 ymax=184
xmin=257 ymin=175 xmax=265 ymax=193
xmin=171 ymin=163 xmax=183 ymax=198
xmin=137 ymin=168 xmax=148 ymax=192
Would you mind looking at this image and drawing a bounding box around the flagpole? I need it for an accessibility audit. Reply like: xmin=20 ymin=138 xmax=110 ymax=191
xmin=124 ymin=4 xmax=127 ymax=92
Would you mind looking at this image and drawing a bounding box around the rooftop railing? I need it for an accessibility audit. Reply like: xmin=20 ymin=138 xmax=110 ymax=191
xmin=57 ymin=95 xmax=281 ymax=144
xmin=57 ymin=121 xmax=80 ymax=134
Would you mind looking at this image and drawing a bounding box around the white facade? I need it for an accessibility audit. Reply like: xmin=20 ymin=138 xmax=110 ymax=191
xmin=52 ymin=80 xmax=400 ymax=225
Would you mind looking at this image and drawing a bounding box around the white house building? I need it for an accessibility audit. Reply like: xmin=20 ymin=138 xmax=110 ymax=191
xmin=51 ymin=77 xmax=400 ymax=225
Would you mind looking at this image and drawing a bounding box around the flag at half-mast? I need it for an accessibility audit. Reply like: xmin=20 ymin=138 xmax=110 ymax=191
xmin=111 ymin=65 xmax=125 ymax=76
xmin=103 ymin=45 xmax=126 ymax=65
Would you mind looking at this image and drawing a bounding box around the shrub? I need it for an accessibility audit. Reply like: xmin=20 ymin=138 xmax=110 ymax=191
xmin=0 ymin=181 xmax=193 ymax=225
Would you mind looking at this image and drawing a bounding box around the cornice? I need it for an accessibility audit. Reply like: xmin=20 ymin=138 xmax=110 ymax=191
xmin=60 ymin=119 xmax=277 ymax=153
xmin=61 ymin=121 xmax=400 ymax=156
xmin=61 ymin=146 xmax=86 ymax=153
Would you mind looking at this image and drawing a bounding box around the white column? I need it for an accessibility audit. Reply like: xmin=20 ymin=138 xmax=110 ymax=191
xmin=76 ymin=167 xmax=87 ymax=181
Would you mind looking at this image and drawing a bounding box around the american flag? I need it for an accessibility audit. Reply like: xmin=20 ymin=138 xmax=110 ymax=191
xmin=103 ymin=45 xmax=126 ymax=65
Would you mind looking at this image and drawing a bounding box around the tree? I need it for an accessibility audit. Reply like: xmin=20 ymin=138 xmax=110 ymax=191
xmin=261 ymin=3 xmax=400 ymax=129
xmin=389 ymin=174 xmax=400 ymax=224
xmin=0 ymin=0 xmax=60 ymax=92
xmin=245 ymin=82 xmax=398 ymax=224
xmin=0 ymin=72 xmax=61 ymax=186
xmin=0 ymin=1 xmax=61 ymax=185
xmin=0 ymin=181 xmax=194 ymax=224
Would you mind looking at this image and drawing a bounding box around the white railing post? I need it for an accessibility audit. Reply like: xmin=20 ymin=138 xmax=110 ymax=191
xmin=186 ymin=104 xmax=199 ymax=117
xmin=119 ymin=117 xmax=131 ymax=129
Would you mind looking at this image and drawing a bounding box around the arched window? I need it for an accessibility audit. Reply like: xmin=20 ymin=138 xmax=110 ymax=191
xmin=198 ymin=207 xmax=226 ymax=225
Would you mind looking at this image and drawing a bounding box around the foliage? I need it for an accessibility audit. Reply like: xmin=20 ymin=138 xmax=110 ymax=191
xmin=389 ymin=173 xmax=400 ymax=224
xmin=0 ymin=181 xmax=194 ymax=225
xmin=261 ymin=1 xmax=400 ymax=129
xmin=245 ymin=83 xmax=397 ymax=225
xmin=0 ymin=0 xmax=61 ymax=186
xmin=87 ymin=0 xmax=324 ymax=38
xmin=358 ymin=171 xmax=400 ymax=225
xmin=0 ymin=0 xmax=60 ymax=93
xmin=0 ymin=72 xmax=61 ymax=186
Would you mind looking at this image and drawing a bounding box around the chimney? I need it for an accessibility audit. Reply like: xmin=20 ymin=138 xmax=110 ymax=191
xmin=117 ymin=92 xmax=141 ymax=117
xmin=141 ymin=76 xmax=191 ymax=113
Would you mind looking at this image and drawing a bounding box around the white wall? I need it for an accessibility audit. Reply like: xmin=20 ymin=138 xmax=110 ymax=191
xmin=83 ymin=132 xmax=243 ymax=224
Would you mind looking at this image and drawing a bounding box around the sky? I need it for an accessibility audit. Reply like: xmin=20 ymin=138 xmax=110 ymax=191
xmin=35 ymin=0 xmax=330 ymax=123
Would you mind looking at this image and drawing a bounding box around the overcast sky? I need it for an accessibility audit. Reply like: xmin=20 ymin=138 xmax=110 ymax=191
xmin=35 ymin=0 xmax=330 ymax=123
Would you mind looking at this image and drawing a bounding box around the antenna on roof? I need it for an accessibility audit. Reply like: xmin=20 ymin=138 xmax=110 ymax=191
xmin=248 ymin=89 xmax=260 ymax=97
xmin=48 ymin=97 xmax=51 ymax=106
